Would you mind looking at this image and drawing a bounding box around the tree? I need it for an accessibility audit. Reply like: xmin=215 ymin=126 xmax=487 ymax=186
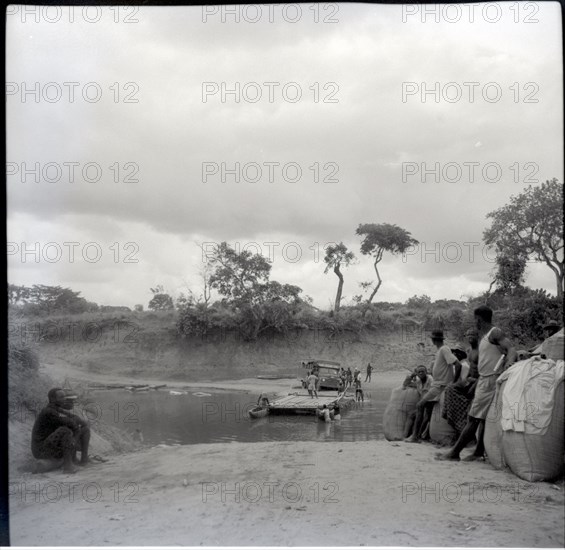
xmin=323 ymin=242 xmax=355 ymax=312
xmin=198 ymin=265 xmax=213 ymax=309
xmin=406 ymin=294 xmax=432 ymax=309
xmin=85 ymin=301 xmax=99 ymax=312
xmin=24 ymin=284 xmax=88 ymax=315
xmin=486 ymin=246 xmax=528 ymax=296
xmin=262 ymin=280 xmax=302 ymax=305
xmin=8 ymin=284 xmax=96 ymax=314
xmin=468 ymin=287 xmax=563 ymax=346
xmin=352 ymin=281 xmax=373 ymax=304
xmin=207 ymin=242 xmax=271 ymax=305
xmin=28 ymin=285 xmax=63 ymax=315
xmin=8 ymin=284 xmax=30 ymax=305
xmin=176 ymin=267 xmax=214 ymax=333
xmin=52 ymin=287 xmax=89 ymax=314
xmin=204 ymin=242 xmax=306 ymax=340
xmin=356 ymin=223 xmax=419 ymax=308
xmin=148 ymin=285 xmax=174 ymax=311
xmin=483 ymin=178 xmax=564 ymax=299
xmin=184 ymin=265 xmax=213 ymax=309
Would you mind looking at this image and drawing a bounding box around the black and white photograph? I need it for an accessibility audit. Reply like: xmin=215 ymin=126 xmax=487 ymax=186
xmin=5 ymin=1 xmax=564 ymax=547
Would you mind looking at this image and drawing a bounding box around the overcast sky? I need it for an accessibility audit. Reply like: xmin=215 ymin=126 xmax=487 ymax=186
xmin=7 ymin=3 xmax=563 ymax=309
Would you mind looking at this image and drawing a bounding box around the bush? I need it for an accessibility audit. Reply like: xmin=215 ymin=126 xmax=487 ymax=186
xmin=468 ymin=288 xmax=563 ymax=347
xmin=405 ymin=294 xmax=432 ymax=309
xmin=8 ymin=323 xmax=48 ymax=415
xmin=175 ymin=284 xmax=561 ymax=347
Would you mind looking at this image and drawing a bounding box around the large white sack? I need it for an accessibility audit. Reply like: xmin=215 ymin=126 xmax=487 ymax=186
xmin=383 ymin=386 xmax=420 ymax=441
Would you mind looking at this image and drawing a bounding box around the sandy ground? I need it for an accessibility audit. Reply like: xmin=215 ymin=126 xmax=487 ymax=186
xmin=41 ymin=358 xmax=407 ymax=395
xmin=9 ymin=439 xmax=565 ymax=546
xmin=41 ymin=357 xmax=307 ymax=394
xmin=9 ymin=363 xmax=565 ymax=546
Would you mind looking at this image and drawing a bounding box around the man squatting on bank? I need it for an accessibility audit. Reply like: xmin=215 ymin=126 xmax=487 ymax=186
xmin=31 ymin=387 xmax=91 ymax=474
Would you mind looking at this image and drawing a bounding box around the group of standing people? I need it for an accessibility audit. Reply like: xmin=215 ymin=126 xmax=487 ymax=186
xmin=337 ymin=364 xmax=373 ymax=401
xmin=404 ymin=305 xmax=517 ymax=462
xmin=304 ymin=362 xmax=375 ymax=401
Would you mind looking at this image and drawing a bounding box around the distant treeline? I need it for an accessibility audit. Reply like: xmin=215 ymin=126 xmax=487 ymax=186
xmin=175 ymin=286 xmax=562 ymax=347
xmin=8 ymin=284 xmax=130 ymax=315
xmin=8 ymin=283 xmax=562 ymax=348
xmin=174 ymin=241 xmax=562 ymax=345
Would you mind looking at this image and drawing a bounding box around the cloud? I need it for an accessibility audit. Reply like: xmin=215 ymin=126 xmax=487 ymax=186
xmin=6 ymin=3 xmax=562 ymax=307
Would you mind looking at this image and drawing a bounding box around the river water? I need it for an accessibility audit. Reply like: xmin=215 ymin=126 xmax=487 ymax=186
xmin=80 ymin=385 xmax=391 ymax=446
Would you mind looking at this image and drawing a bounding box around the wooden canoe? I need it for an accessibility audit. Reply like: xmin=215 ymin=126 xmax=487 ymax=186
xmin=249 ymin=406 xmax=270 ymax=419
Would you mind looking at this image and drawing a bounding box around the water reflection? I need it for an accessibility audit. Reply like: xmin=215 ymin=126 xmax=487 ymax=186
xmin=83 ymin=387 xmax=390 ymax=446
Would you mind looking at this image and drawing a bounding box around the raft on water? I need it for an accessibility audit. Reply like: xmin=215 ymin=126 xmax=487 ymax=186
xmin=267 ymin=392 xmax=355 ymax=415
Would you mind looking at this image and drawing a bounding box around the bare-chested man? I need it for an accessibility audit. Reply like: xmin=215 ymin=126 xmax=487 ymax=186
xmin=438 ymin=305 xmax=516 ymax=461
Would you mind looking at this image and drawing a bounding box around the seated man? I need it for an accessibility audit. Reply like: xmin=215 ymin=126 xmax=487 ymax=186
xmin=31 ymin=388 xmax=91 ymax=474
xmin=403 ymin=365 xmax=433 ymax=394
xmin=403 ymin=366 xmax=433 ymax=438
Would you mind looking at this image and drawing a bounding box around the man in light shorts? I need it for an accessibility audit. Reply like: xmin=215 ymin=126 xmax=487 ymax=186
xmin=438 ymin=305 xmax=517 ymax=461
xmin=307 ymin=372 xmax=319 ymax=399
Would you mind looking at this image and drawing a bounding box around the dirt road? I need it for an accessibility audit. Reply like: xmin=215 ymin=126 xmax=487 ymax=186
xmin=9 ymin=438 xmax=564 ymax=546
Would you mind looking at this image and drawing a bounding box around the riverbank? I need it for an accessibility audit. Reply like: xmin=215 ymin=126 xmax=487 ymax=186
xmin=8 ymin=361 xmax=399 ymax=476
xmin=9 ymin=438 xmax=564 ymax=546
xmin=41 ymin=357 xmax=407 ymax=394
xmin=9 ymin=362 xmax=564 ymax=546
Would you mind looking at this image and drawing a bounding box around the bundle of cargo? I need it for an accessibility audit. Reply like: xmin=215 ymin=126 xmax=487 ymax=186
xmin=485 ymin=356 xmax=564 ymax=481
xmin=483 ymin=381 xmax=506 ymax=470
xmin=542 ymin=328 xmax=564 ymax=361
xmin=429 ymin=390 xmax=457 ymax=446
xmin=530 ymin=328 xmax=563 ymax=359
xmin=383 ymin=386 xmax=420 ymax=441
